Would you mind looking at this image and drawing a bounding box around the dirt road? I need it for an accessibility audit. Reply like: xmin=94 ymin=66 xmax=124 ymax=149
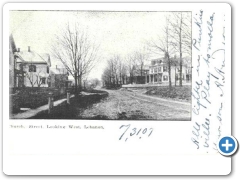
xmin=80 ymin=89 xmax=191 ymax=120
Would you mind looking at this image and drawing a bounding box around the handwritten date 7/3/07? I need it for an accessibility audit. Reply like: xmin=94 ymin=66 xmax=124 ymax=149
xmin=119 ymin=124 xmax=153 ymax=141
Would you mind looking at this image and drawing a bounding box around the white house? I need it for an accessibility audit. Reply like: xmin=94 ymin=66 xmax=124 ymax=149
xmin=146 ymin=57 xmax=192 ymax=84
xmin=14 ymin=46 xmax=51 ymax=87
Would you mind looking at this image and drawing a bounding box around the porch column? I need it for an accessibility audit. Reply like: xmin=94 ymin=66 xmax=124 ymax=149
xmin=145 ymin=74 xmax=147 ymax=84
xmin=149 ymin=74 xmax=151 ymax=83
xmin=153 ymin=74 xmax=155 ymax=84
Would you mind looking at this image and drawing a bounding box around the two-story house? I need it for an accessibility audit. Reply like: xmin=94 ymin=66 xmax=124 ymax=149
xmin=14 ymin=46 xmax=51 ymax=87
xmin=146 ymin=57 xmax=191 ymax=85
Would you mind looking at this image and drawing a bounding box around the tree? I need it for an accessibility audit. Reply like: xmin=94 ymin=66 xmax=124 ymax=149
xmin=133 ymin=48 xmax=149 ymax=84
xmin=90 ymin=78 xmax=101 ymax=88
xmin=125 ymin=54 xmax=137 ymax=84
xmin=52 ymin=23 xmax=99 ymax=94
xmin=169 ymin=12 xmax=191 ymax=86
xmin=148 ymin=16 xmax=174 ymax=89
xmin=25 ymin=68 xmax=46 ymax=88
xmin=171 ymin=55 xmax=179 ymax=87
xmin=102 ymin=54 xmax=129 ymax=87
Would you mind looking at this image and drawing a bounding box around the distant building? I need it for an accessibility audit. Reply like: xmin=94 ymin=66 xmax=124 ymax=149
xmin=125 ymin=56 xmax=192 ymax=85
xmin=14 ymin=46 xmax=51 ymax=87
xmin=126 ymin=65 xmax=149 ymax=84
xmin=49 ymin=66 xmax=72 ymax=88
xmin=146 ymin=57 xmax=192 ymax=84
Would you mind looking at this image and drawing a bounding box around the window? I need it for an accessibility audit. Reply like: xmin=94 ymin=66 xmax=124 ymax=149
xmin=29 ymin=65 xmax=36 ymax=72
xmin=19 ymin=64 xmax=24 ymax=71
xmin=41 ymin=77 xmax=46 ymax=84
xmin=158 ymin=67 xmax=162 ymax=72
xmin=154 ymin=67 xmax=157 ymax=73
xmin=47 ymin=66 xmax=49 ymax=73
xmin=163 ymin=66 xmax=167 ymax=72
xmin=163 ymin=75 xmax=168 ymax=81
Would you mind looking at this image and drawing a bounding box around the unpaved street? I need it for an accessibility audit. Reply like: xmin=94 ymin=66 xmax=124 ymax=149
xmin=80 ymin=89 xmax=191 ymax=120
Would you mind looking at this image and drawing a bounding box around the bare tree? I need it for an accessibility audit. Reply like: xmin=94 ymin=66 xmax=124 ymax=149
xmin=52 ymin=23 xmax=99 ymax=94
xmin=101 ymin=67 xmax=111 ymax=87
xmin=25 ymin=69 xmax=45 ymax=88
xmin=89 ymin=78 xmax=101 ymax=88
xmin=35 ymin=70 xmax=44 ymax=87
xmin=102 ymin=55 xmax=129 ymax=87
xmin=133 ymin=48 xmax=149 ymax=84
xmin=126 ymin=54 xmax=137 ymax=84
xmin=25 ymin=72 xmax=35 ymax=87
xmin=120 ymin=63 xmax=127 ymax=85
xmin=171 ymin=55 xmax=179 ymax=87
xmin=148 ymin=16 xmax=174 ymax=89
xmin=169 ymin=12 xmax=191 ymax=86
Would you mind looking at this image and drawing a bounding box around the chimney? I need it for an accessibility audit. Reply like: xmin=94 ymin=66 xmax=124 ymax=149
xmin=18 ymin=48 xmax=20 ymax=52
xmin=28 ymin=46 xmax=31 ymax=52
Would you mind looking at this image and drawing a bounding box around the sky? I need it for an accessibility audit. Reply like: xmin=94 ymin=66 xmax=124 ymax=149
xmin=10 ymin=11 xmax=187 ymax=80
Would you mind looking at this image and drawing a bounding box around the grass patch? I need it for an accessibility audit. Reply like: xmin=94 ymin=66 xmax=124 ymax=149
xmin=145 ymin=85 xmax=191 ymax=102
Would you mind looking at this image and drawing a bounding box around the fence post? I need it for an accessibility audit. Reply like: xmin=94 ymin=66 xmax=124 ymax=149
xmin=67 ymin=90 xmax=70 ymax=104
xmin=48 ymin=92 xmax=53 ymax=114
xmin=51 ymin=95 xmax=54 ymax=108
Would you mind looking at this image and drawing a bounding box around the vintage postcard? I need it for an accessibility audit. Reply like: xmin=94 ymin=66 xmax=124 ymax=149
xmin=2 ymin=3 xmax=233 ymax=175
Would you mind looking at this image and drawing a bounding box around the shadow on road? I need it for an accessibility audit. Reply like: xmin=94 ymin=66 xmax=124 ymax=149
xmin=30 ymin=90 xmax=109 ymax=119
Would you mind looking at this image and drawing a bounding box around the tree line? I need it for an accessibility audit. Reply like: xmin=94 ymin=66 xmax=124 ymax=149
xmin=102 ymin=12 xmax=191 ymax=89
xmin=101 ymin=50 xmax=149 ymax=88
xmin=52 ymin=12 xmax=191 ymax=93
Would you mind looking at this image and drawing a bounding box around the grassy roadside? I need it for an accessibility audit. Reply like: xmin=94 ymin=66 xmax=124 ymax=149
xmin=145 ymin=85 xmax=191 ymax=102
xmin=30 ymin=90 xmax=108 ymax=119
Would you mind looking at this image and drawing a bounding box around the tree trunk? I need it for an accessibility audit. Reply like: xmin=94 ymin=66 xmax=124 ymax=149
xmin=79 ymin=74 xmax=82 ymax=90
xmin=180 ymin=52 xmax=183 ymax=86
xmin=168 ymin=56 xmax=172 ymax=89
xmin=74 ymin=73 xmax=78 ymax=95
xmin=179 ymin=13 xmax=183 ymax=87
xmin=175 ymin=66 xmax=177 ymax=87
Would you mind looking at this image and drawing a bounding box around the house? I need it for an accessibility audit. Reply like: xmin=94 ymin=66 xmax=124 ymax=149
xmin=146 ymin=57 xmax=192 ymax=84
xmin=14 ymin=46 xmax=51 ymax=87
xmin=49 ymin=66 xmax=72 ymax=88
xmin=9 ymin=35 xmax=17 ymax=88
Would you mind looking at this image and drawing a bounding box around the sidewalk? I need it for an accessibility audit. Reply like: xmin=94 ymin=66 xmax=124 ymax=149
xmin=11 ymin=95 xmax=74 ymax=119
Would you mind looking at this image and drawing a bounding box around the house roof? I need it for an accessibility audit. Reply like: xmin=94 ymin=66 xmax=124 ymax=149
xmin=149 ymin=56 xmax=191 ymax=67
xmin=9 ymin=34 xmax=17 ymax=52
xmin=15 ymin=51 xmax=51 ymax=66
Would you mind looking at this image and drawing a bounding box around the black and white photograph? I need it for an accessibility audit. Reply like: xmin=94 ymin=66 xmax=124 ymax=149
xmin=3 ymin=2 xmax=233 ymax=176
xmin=9 ymin=10 xmax=192 ymax=120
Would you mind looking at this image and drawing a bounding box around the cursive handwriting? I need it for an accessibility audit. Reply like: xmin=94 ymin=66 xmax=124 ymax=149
xmin=193 ymin=10 xmax=203 ymax=51
xmin=202 ymin=117 xmax=210 ymax=148
xmin=207 ymin=13 xmax=215 ymax=52
xmin=191 ymin=11 xmax=226 ymax=151
xmin=191 ymin=122 xmax=201 ymax=149
xmin=119 ymin=124 xmax=153 ymax=141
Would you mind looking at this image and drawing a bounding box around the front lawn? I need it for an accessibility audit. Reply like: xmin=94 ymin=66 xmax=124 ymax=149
xmin=145 ymin=85 xmax=191 ymax=102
